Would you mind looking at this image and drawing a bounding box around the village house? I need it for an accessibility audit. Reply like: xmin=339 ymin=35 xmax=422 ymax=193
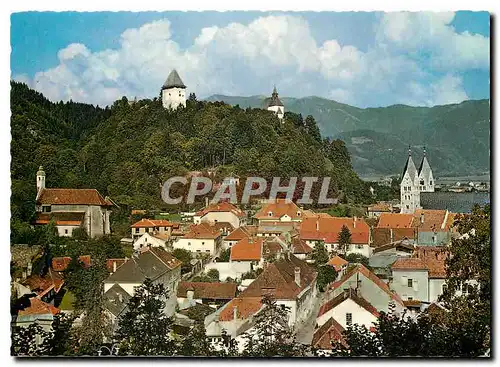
xmin=106 ymin=258 xmax=129 ymax=275
xmin=327 ymin=255 xmax=349 ymax=280
xmin=413 ymin=209 xmax=456 ymax=246
xmin=34 ymin=166 xmax=113 ymax=238
xmin=193 ymin=201 xmax=246 ymax=229
xmin=229 ymin=237 xmax=266 ymax=268
xmin=133 ymin=232 xmax=169 ymax=252
xmin=311 ymin=317 xmax=347 ymax=354
xmin=254 ymin=199 xmax=311 ymax=225
xmin=367 ymin=202 xmax=393 ymax=218
xmin=103 ymin=247 xmax=181 ymax=317
xmin=177 ymin=281 xmax=238 ymax=310
xmin=316 ymin=288 xmax=380 ymax=330
xmin=12 ymin=297 xmax=60 ymax=332
xmin=18 ymin=268 xmax=65 ymax=305
xmin=173 ymin=222 xmax=223 ymax=256
xmin=368 ymin=241 xmax=414 ymax=279
xmin=130 ymin=218 xmax=179 ymax=240
xmin=300 ymin=215 xmax=372 ymax=257
xmin=51 ymin=255 xmax=91 ymax=272
xmin=256 ymin=221 xmax=299 ymax=237
xmin=290 ymin=235 xmax=313 ymax=260
xmin=223 ymin=226 xmax=258 ymax=248
xmin=103 ymin=283 xmax=132 ymax=331
xmin=327 ymin=264 xmax=405 ymax=314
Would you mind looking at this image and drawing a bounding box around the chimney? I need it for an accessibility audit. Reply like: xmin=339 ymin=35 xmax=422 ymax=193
xmin=27 ymin=262 xmax=32 ymax=277
xmin=420 ymin=213 xmax=425 ymax=224
xmin=187 ymin=289 xmax=194 ymax=301
xmin=205 ymin=197 xmax=209 ymax=208
xmin=233 ymin=305 xmax=238 ymax=320
xmin=353 ymin=216 xmax=357 ymax=228
xmin=390 ymin=228 xmax=394 ymax=243
xmin=248 ymin=236 xmax=254 ymax=244
xmin=316 ymin=220 xmax=319 ymax=231
xmin=294 ymin=267 xmax=301 ymax=287
xmin=118 ymin=293 xmax=123 ymax=303
xmin=113 ymin=261 xmax=117 ymax=273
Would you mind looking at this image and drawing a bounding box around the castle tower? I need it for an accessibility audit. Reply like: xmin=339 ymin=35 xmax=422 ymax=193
xmin=161 ymin=69 xmax=186 ymax=110
xmin=418 ymin=147 xmax=435 ymax=192
xmin=267 ymin=86 xmax=285 ymax=121
xmin=400 ymin=147 xmax=420 ymax=214
xmin=36 ymin=165 xmax=45 ymax=197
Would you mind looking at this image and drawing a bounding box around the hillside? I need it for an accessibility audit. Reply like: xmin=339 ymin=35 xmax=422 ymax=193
xmin=205 ymin=95 xmax=490 ymax=177
xmin=10 ymin=82 xmax=378 ymax=225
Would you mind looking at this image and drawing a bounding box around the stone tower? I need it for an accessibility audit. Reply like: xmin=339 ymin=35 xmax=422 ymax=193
xmin=400 ymin=147 xmax=421 ymax=214
xmin=267 ymin=86 xmax=285 ymax=120
xmin=417 ymin=147 xmax=435 ymax=192
xmin=36 ymin=165 xmax=45 ymax=198
xmin=161 ymin=69 xmax=187 ymax=110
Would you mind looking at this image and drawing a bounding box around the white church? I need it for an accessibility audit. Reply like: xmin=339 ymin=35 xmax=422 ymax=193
xmin=400 ymin=147 xmax=434 ymax=214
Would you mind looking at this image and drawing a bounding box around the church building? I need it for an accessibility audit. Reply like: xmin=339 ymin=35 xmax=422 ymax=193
xmin=400 ymin=147 xmax=434 ymax=214
xmin=266 ymin=86 xmax=285 ymax=121
xmin=161 ymin=69 xmax=187 ymax=110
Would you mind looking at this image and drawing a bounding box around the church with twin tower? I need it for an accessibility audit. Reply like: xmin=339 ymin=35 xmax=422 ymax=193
xmin=400 ymin=147 xmax=434 ymax=214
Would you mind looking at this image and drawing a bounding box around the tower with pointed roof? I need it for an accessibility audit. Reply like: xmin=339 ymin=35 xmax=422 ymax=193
xmin=400 ymin=146 xmax=421 ymax=214
xmin=417 ymin=147 xmax=435 ymax=193
xmin=161 ymin=69 xmax=187 ymax=110
xmin=267 ymin=86 xmax=285 ymax=121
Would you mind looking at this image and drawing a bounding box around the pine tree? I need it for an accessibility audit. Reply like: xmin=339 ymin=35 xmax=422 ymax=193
xmin=338 ymin=225 xmax=352 ymax=254
xmin=311 ymin=241 xmax=329 ymax=265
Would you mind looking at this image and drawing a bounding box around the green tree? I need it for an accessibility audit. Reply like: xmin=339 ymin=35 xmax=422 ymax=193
xmin=338 ymin=225 xmax=352 ymax=254
xmin=207 ymin=268 xmax=220 ymax=281
xmin=172 ymin=248 xmax=193 ymax=274
xmin=115 ymin=278 xmax=176 ymax=355
xmin=11 ymin=323 xmax=51 ymax=356
xmin=345 ymin=253 xmax=370 ymax=269
xmin=316 ymin=265 xmax=338 ymax=292
xmin=310 ymin=241 xmax=329 ymax=265
xmin=305 ymin=115 xmax=321 ymax=143
xmin=218 ymin=248 xmax=231 ymax=262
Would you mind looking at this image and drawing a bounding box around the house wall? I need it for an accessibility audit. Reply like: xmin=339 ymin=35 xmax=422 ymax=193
xmin=390 ymin=269 xmax=429 ymax=302
xmin=174 ymin=237 xmax=220 ymax=256
xmin=428 ymin=278 xmax=446 ymax=303
xmin=104 ymin=282 xmax=141 ymax=296
xmin=162 ymin=87 xmax=186 ymax=110
xmin=200 ymin=212 xmax=243 ymax=229
xmin=316 ymin=298 xmax=378 ymax=329
xmin=204 ymin=262 xmax=251 ymax=281
xmin=267 ymin=105 xmax=284 ymax=119
xmin=131 ymin=226 xmax=172 ymax=240
xmin=417 ymin=231 xmax=450 ymax=246
xmin=346 ymin=244 xmax=372 ymax=257
xmin=223 ymin=239 xmax=239 ymax=249
xmin=133 ymin=233 xmax=167 ymax=252
xmin=56 ymin=225 xmax=79 ymax=237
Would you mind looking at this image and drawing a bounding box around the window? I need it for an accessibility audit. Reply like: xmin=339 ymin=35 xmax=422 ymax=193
xmin=346 ymin=313 xmax=352 ymax=326
xmin=206 ymin=250 xmax=210 ymax=253
xmin=188 ymin=242 xmax=191 ymax=246
xmin=202 ymin=242 xmax=205 ymax=245
xmin=268 ymin=212 xmax=273 ymax=217
xmin=196 ymin=250 xmax=201 ymax=253
xmin=357 ymin=245 xmax=363 ymax=249
xmin=164 ymin=227 xmax=168 ymax=230
xmin=430 ymin=180 xmax=433 ymax=185
xmin=406 ymin=205 xmax=409 ymax=209
xmin=408 ymin=279 xmax=413 ymax=288
xmin=135 ymin=228 xmax=139 ymax=233
xmin=442 ymin=284 xmax=447 ymax=294
xmin=42 ymin=205 xmax=51 ymax=213
xmin=408 ymin=296 xmax=413 ymax=301
xmin=64 ymin=229 xmax=68 ymax=234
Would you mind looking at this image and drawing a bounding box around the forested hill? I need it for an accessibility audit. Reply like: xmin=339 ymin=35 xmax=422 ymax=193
xmin=11 ymin=81 xmax=375 ymax=224
xmin=205 ymin=95 xmax=490 ymax=177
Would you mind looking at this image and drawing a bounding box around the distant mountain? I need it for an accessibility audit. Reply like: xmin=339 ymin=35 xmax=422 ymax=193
xmin=205 ymin=95 xmax=490 ymax=177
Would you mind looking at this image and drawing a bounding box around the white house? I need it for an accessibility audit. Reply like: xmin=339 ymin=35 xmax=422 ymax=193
xmin=254 ymin=199 xmax=307 ymax=225
xmin=193 ymin=202 xmax=246 ymax=229
xmin=133 ymin=232 xmax=168 ymax=252
xmin=130 ymin=218 xmax=179 ymax=240
xmin=173 ymin=223 xmax=222 ymax=256
xmin=161 ymin=69 xmax=186 ymax=110
xmin=223 ymin=226 xmax=258 ymax=249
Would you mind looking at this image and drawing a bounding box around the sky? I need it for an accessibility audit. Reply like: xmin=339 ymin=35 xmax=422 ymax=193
xmin=11 ymin=11 xmax=490 ymax=108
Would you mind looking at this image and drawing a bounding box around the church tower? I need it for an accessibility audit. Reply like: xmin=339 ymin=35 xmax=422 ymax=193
xmin=161 ymin=69 xmax=186 ymax=110
xmin=400 ymin=147 xmax=421 ymax=214
xmin=267 ymin=86 xmax=285 ymax=121
xmin=36 ymin=165 xmax=45 ymax=198
xmin=418 ymin=147 xmax=435 ymax=192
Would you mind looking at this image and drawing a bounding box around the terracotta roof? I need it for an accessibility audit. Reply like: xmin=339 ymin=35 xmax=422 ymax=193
xmin=318 ymin=289 xmax=380 ymax=318
xmin=403 ymin=300 xmax=422 ymax=307
xmin=36 ymin=188 xmax=112 ymax=206
xmin=181 ymin=223 xmax=221 ymax=240
xmin=230 ymin=237 xmax=264 ymax=261
xmin=34 ymin=212 xmax=85 ymax=226
xmin=391 ymin=258 xmax=427 ymax=271
xmin=224 ymin=226 xmax=258 ymax=241
xmin=377 ymin=213 xmax=414 ymax=229
xmin=238 ymin=254 xmax=317 ymax=300
xmin=312 ymin=317 xmax=347 ymax=349
xmin=368 ymin=203 xmax=392 ymax=212
xmin=51 ymin=255 xmax=91 ymax=272
xmin=331 ymin=264 xmax=404 ymax=306
xmin=414 ymin=209 xmax=453 ymax=232
xmin=195 ymin=202 xmax=245 ymax=218
xmin=106 ymin=258 xmax=129 ymax=273
xmin=415 ymin=247 xmax=448 ymax=278
xmin=212 ymin=222 xmax=235 ymax=233
xmin=300 ymin=216 xmax=370 ymax=244
xmin=254 ymin=199 xmax=302 ymax=221
xmin=219 ymin=297 xmax=263 ymax=321
xmin=327 ymin=255 xmax=348 ymax=271
xmin=18 ymin=297 xmax=60 ymax=316
xmin=291 ymin=236 xmax=313 ymax=254
xmin=130 ymin=218 xmax=178 ymax=228
xmin=177 ymin=282 xmax=237 ymax=300
xmin=22 ymin=269 xmax=64 ymax=298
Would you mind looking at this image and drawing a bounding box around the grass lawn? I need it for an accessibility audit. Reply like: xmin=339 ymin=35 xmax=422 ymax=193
xmin=155 ymin=213 xmax=182 ymax=222
xmin=59 ymin=291 xmax=75 ymax=311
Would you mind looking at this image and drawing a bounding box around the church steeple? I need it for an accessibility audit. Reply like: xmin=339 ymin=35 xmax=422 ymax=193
xmin=267 ymin=85 xmax=285 ymax=121
xmin=418 ymin=146 xmax=434 ymax=193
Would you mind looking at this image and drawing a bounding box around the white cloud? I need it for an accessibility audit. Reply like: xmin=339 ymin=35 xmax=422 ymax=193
xmin=19 ymin=13 xmax=486 ymax=107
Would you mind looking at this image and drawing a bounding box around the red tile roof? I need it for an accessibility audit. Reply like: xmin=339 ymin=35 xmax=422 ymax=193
xmin=51 ymin=255 xmax=91 ymax=272
xmin=327 ymin=255 xmax=348 ymax=271
xmin=177 ymin=282 xmax=237 ymax=300
xmin=130 ymin=218 xmax=178 ymax=228
xmin=300 ymin=216 xmax=370 ymax=244
xmin=106 ymin=258 xmax=129 ymax=273
xmin=391 ymin=258 xmax=427 ymax=271
xmin=22 ymin=269 xmax=64 ymax=298
xmin=18 ymin=297 xmax=60 ymax=316
xmin=377 ymin=213 xmax=414 ymax=229
xmin=291 ymin=236 xmax=313 ymax=254
xmin=368 ymin=203 xmax=392 ymax=212
xmin=36 ymin=188 xmax=113 ymax=206
xmin=34 ymin=212 xmax=85 ymax=226
xmin=224 ymin=226 xmax=258 ymax=241
xmin=312 ymin=317 xmax=347 ymax=349
xmin=219 ymin=297 xmax=263 ymax=321
xmin=414 ymin=209 xmax=453 ymax=232
xmin=182 ymin=222 xmax=222 ymax=240
xmin=230 ymin=237 xmax=264 ymax=261
xmin=391 ymin=247 xmax=448 ymax=279
xmin=254 ymin=199 xmax=302 ymax=220
xmin=195 ymin=202 xmax=245 ymax=218
xmin=318 ymin=289 xmax=380 ymax=318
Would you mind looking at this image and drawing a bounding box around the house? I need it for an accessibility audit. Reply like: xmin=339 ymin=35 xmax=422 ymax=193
xmin=300 ymin=215 xmax=371 ymax=257
xmin=413 ymin=209 xmax=456 ymax=246
xmin=257 ymin=221 xmax=299 ymax=237
xmin=173 ymin=222 xmax=223 ymax=256
xmin=133 ymin=232 xmax=169 ymax=252
xmin=20 ymin=269 xmax=65 ymax=304
xmin=367 ymin=202 xmax=393 ymax=218
xmin=226 ymin=252 xmax=318 ymax=328
xmin=316 ymin=288 xmax=380 ymax=330
xmin=229 ymin=237 xmax=265 ymax=268
xmin=223 ymin=226 xmax=258 ymax=248
xmin=390 ymin=246 xmax=450 ymax=303
xmin=371 ymin=227 xmax=417 ymax=249
xmin=34 ymin=166 xmax=113 ymax=238
xmin=130 ymin=218 xmax=179 ymax=240
xmin=177 ymin=281 xmax=238 ymax=310
xmin=254 ymin=199 xmax=307 ymax=225
xmin=106 ymin=258 xmax=129 ymax=274
xmin=377 ymin=212 xmax=415 ymax=229
xmin=311 ymin=317 xmax=347 ymax=353
xmin=193 ymin=202 xmax=246 ymax=229
xmin=103 ymin=283 xmax=132 ymax=330
xmin=13 ymin=297 xmax=60 ymax=332
xmin=328 ymin=264 xmax=405 ymax=314
xmin=290 ymin=235 xmax=313 ymax=260
xmin=327 ymin=255 xmax=348 ymax=279
xmin=369 ymin=241 xmax=414 ymax=279
xmin=103 ymin=247 xmax=181 ymax=316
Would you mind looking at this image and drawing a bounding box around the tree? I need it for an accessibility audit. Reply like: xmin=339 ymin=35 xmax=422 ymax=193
xmin=218 ymin=248 xmax=231 ymax=262
xmin=338 ymin=225 xmax=352 ymax=254
xmin=316 ymin=265 xmax=338 ymax=292
xmin=345 ymin=253 xmax=370 ymax=269
xmin=206 ymin=268 xmax=220 ymax=281
xmin=310 ymin=241 xmax=329 ymax=265
xmin=305 ymin=115 xmax=321 ymax=143
xmin=11 ymin=323 xmax=51 ymax=356
xmin=240 ymin=294 xmax=308 ymax=356
xmin=172 ymin=248 xmax=193 ymax=274
xmin=115 ymin=278 xmax=176 ymax=356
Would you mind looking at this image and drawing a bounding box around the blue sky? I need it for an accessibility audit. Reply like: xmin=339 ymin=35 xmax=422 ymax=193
xmin=11 ymin=11 xmax=490 ymax=107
